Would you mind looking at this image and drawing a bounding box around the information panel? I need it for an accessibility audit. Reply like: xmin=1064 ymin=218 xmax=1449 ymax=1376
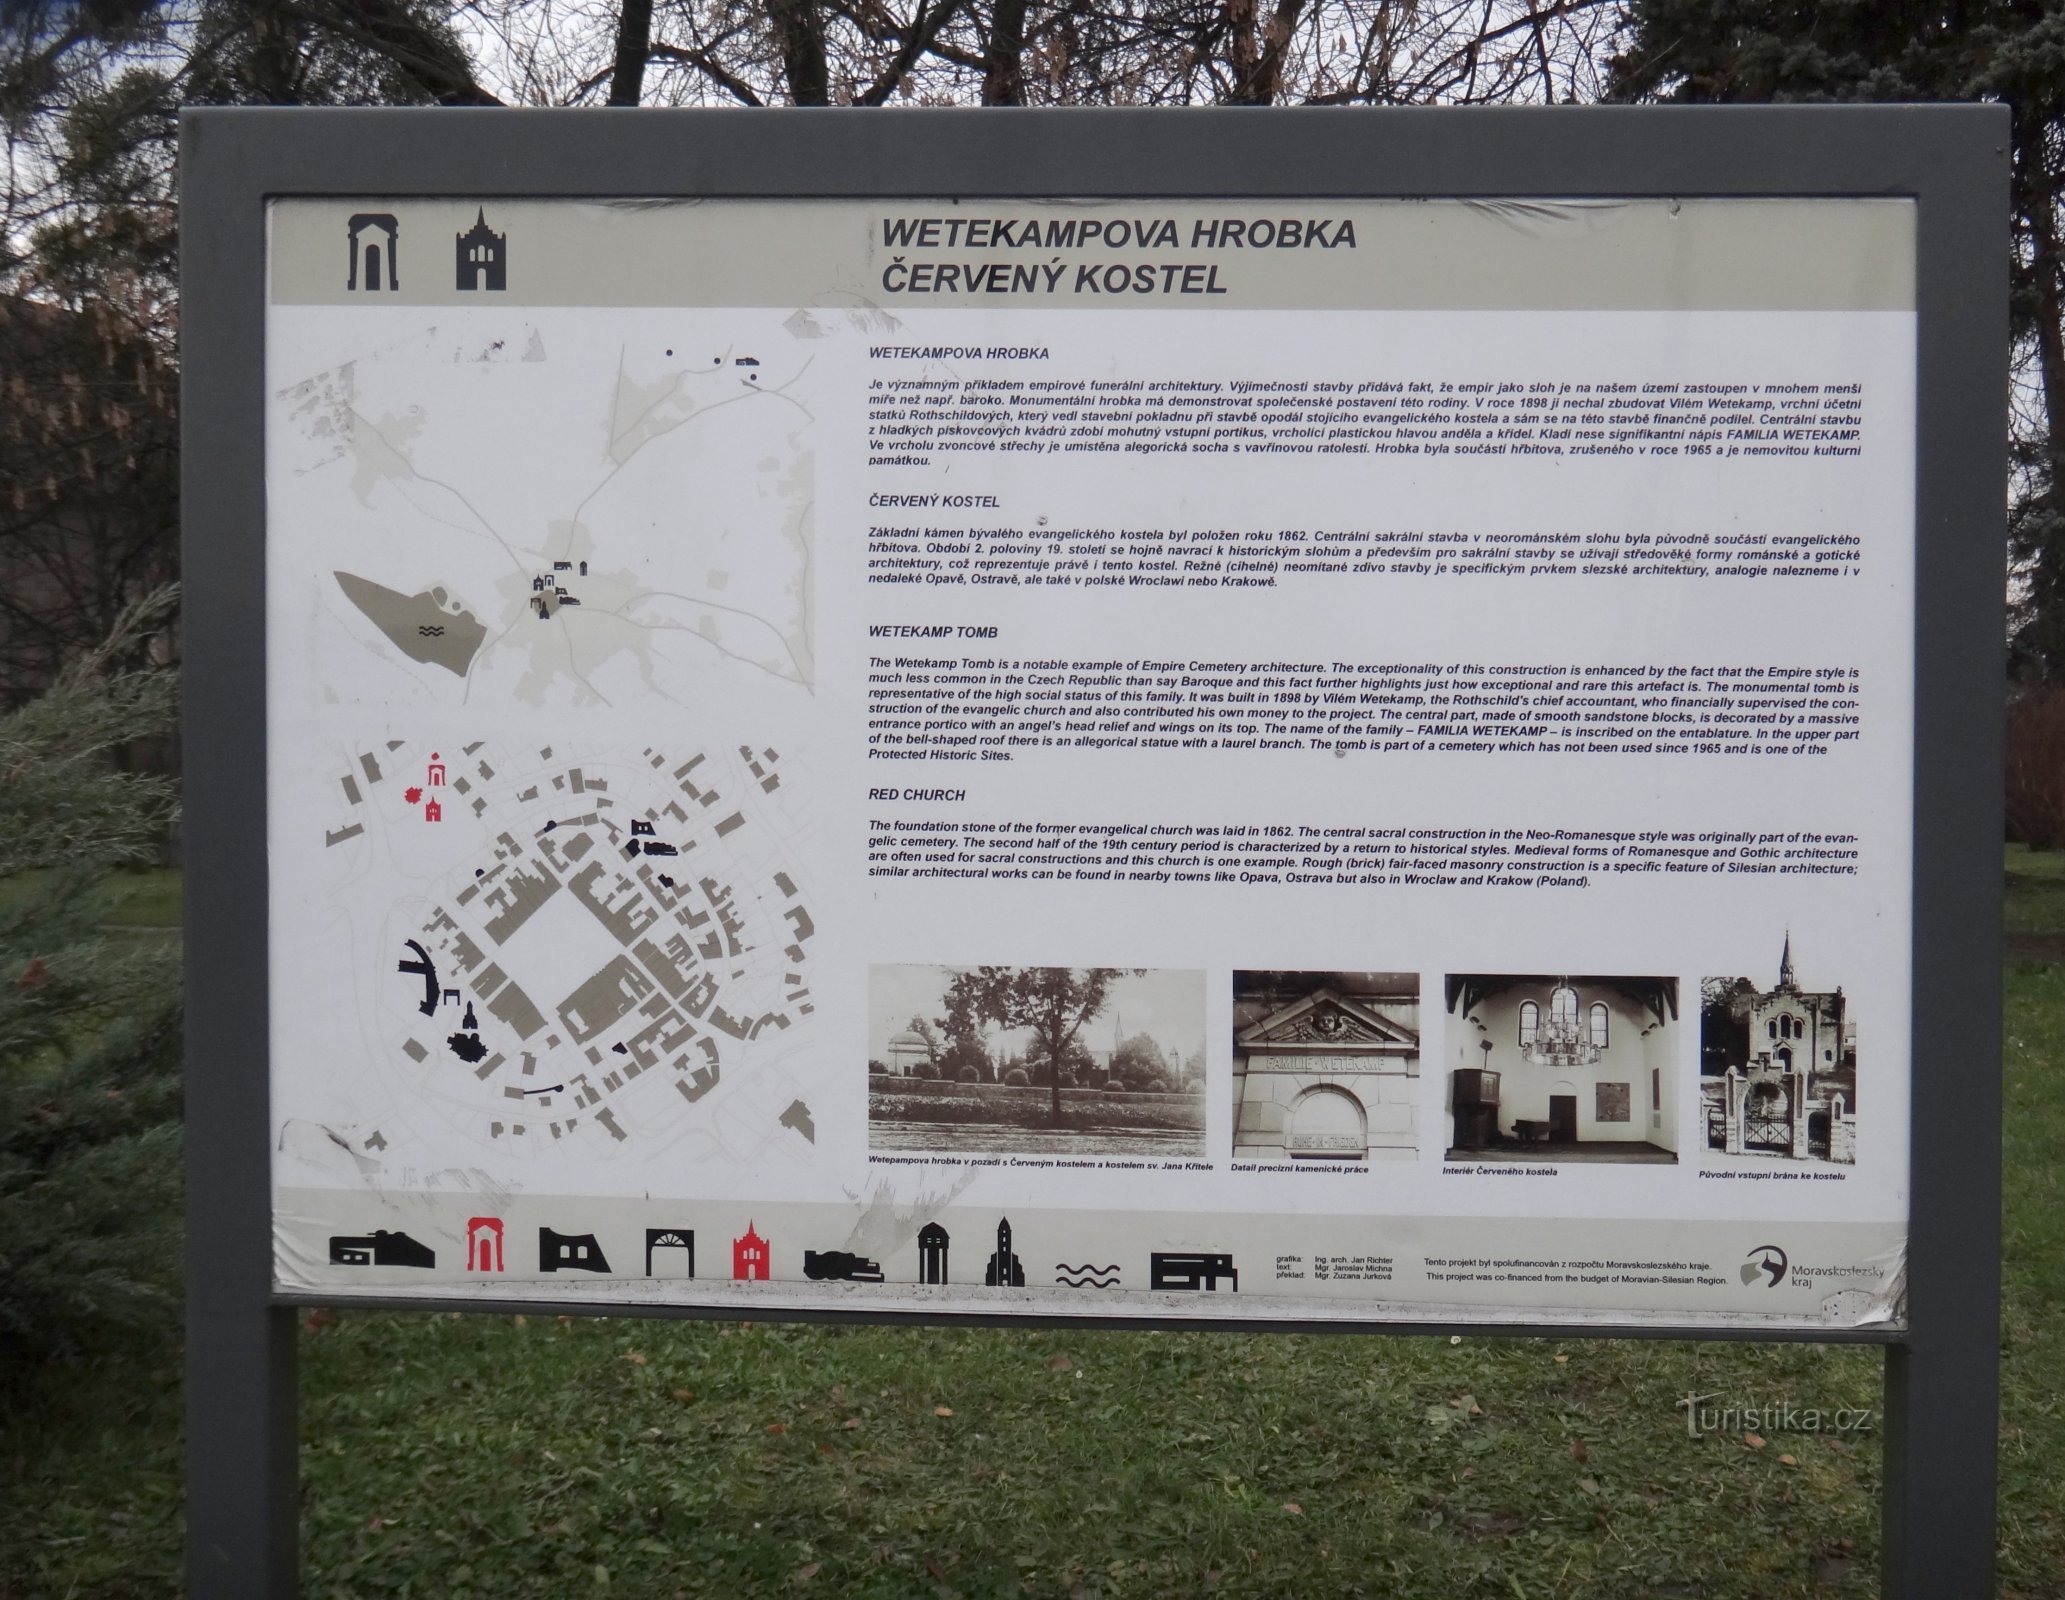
xmin=267 ymin=195 xmax=1912 ymax=1329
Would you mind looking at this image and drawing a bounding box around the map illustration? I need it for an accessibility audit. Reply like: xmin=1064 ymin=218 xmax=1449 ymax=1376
xmin=272 ymin=315 xmax=815 ymax=708
xmin=294 ymin=732 xmax=818 ymax=1183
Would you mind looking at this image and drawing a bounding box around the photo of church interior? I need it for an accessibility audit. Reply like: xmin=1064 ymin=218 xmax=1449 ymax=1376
xmin=1443 ymin=974 xmax=1680 ymax=1163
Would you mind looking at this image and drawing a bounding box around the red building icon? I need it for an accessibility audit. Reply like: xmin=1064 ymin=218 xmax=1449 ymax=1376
xmin=466 ymin=1216 xmax=504 ymax=1272
xmin=733 ymin=1222 xmax=769 ymax=1280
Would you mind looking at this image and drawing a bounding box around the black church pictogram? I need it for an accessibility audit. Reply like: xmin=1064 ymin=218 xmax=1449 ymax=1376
xmin=983 ymin=1217 xmax=1025 ymax=1287
xmin=455 ymin=208 xmax=507 ymax=291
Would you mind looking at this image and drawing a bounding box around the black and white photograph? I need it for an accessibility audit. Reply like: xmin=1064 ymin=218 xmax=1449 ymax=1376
xmin=1444 ymin=974 xmax=1680 ymax=1164
xmin=1231 ymin=971 xmax=1420 ymax=1162
xmin=869 ymin=966 xmax=1206 ymax=1155
xmin=1700 ymin=938 xmax=1857 ymax=1165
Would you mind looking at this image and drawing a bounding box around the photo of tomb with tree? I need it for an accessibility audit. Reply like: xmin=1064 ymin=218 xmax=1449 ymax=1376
xmin=1444 ymin=974 xmax=1680 ymax=1163
xmin=1700 ymin=938 xmax=1858 ymax=1165
xmin=869 ymin=966 xmax=1205 ymax=1155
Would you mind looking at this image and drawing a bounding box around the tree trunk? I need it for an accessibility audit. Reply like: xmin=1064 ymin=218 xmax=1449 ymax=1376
xmin=982 ymin=0 xmax=1028 ymax=105
xmin=244 ymin=4 xmax=303 ymax=104
xmin=608 ymin=0 xmax=656 ymax=105
xmin=2014 ymin=141 xmax=2065 ymax=669
xmin=2021 ymin=160 xmax=2065 ymax=496
xmin=1223 ymin=0 xmax=1260 ymax=101
xmin=768 ymin=0 xmax=831 ymax=105
xmin=1228 ymin=0 xmax=1304 ymax=104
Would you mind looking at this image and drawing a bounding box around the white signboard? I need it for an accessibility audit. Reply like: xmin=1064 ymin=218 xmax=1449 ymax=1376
xmin=267 ymin=196 xmax=1911 ymax=1328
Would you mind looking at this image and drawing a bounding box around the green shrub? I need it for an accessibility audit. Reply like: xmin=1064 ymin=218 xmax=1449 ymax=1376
xmin=0 ymin=595 xmax=182 ymax=1370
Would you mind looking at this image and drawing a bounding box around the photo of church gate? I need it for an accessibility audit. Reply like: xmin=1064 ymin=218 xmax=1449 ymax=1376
xmin=1230 ymin=972 xmax=1420 ymax=1161
xmin=1699 ymin=939 xmax=1857 ymax=1164
xmin=1443 ymin=974 xmax=1680 ymax=1163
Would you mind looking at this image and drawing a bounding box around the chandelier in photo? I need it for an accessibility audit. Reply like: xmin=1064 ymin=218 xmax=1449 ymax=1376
xmin=1523 ymin=980 xmax=1600 ymax=1068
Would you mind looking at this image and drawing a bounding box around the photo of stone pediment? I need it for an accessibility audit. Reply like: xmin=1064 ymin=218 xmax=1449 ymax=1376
xmin=1236 ymin=987 xmax=1419 ymax=1056
xmin=1231 ymin=973 xmax=1421 ymax=1163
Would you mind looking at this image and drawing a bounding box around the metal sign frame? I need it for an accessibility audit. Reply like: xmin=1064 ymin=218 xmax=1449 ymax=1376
xmin=182 ymin=104 xmax=2006 ymax=1596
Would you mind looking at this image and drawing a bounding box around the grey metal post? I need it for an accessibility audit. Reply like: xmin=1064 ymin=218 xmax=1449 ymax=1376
xmin=1882 ymin=109 xmax=2009 ymax=1600
xmin=182 ymin=112 xmax=301 ymax=1596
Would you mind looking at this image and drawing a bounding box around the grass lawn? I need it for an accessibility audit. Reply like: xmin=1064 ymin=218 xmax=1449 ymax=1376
xmin=97 ymin=866 xmax=183 ymax=931
xmin=0 ymin=863 xmax=183 ymax=933
xmin=3 ymin=862 xmax=2061 ymax=1598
